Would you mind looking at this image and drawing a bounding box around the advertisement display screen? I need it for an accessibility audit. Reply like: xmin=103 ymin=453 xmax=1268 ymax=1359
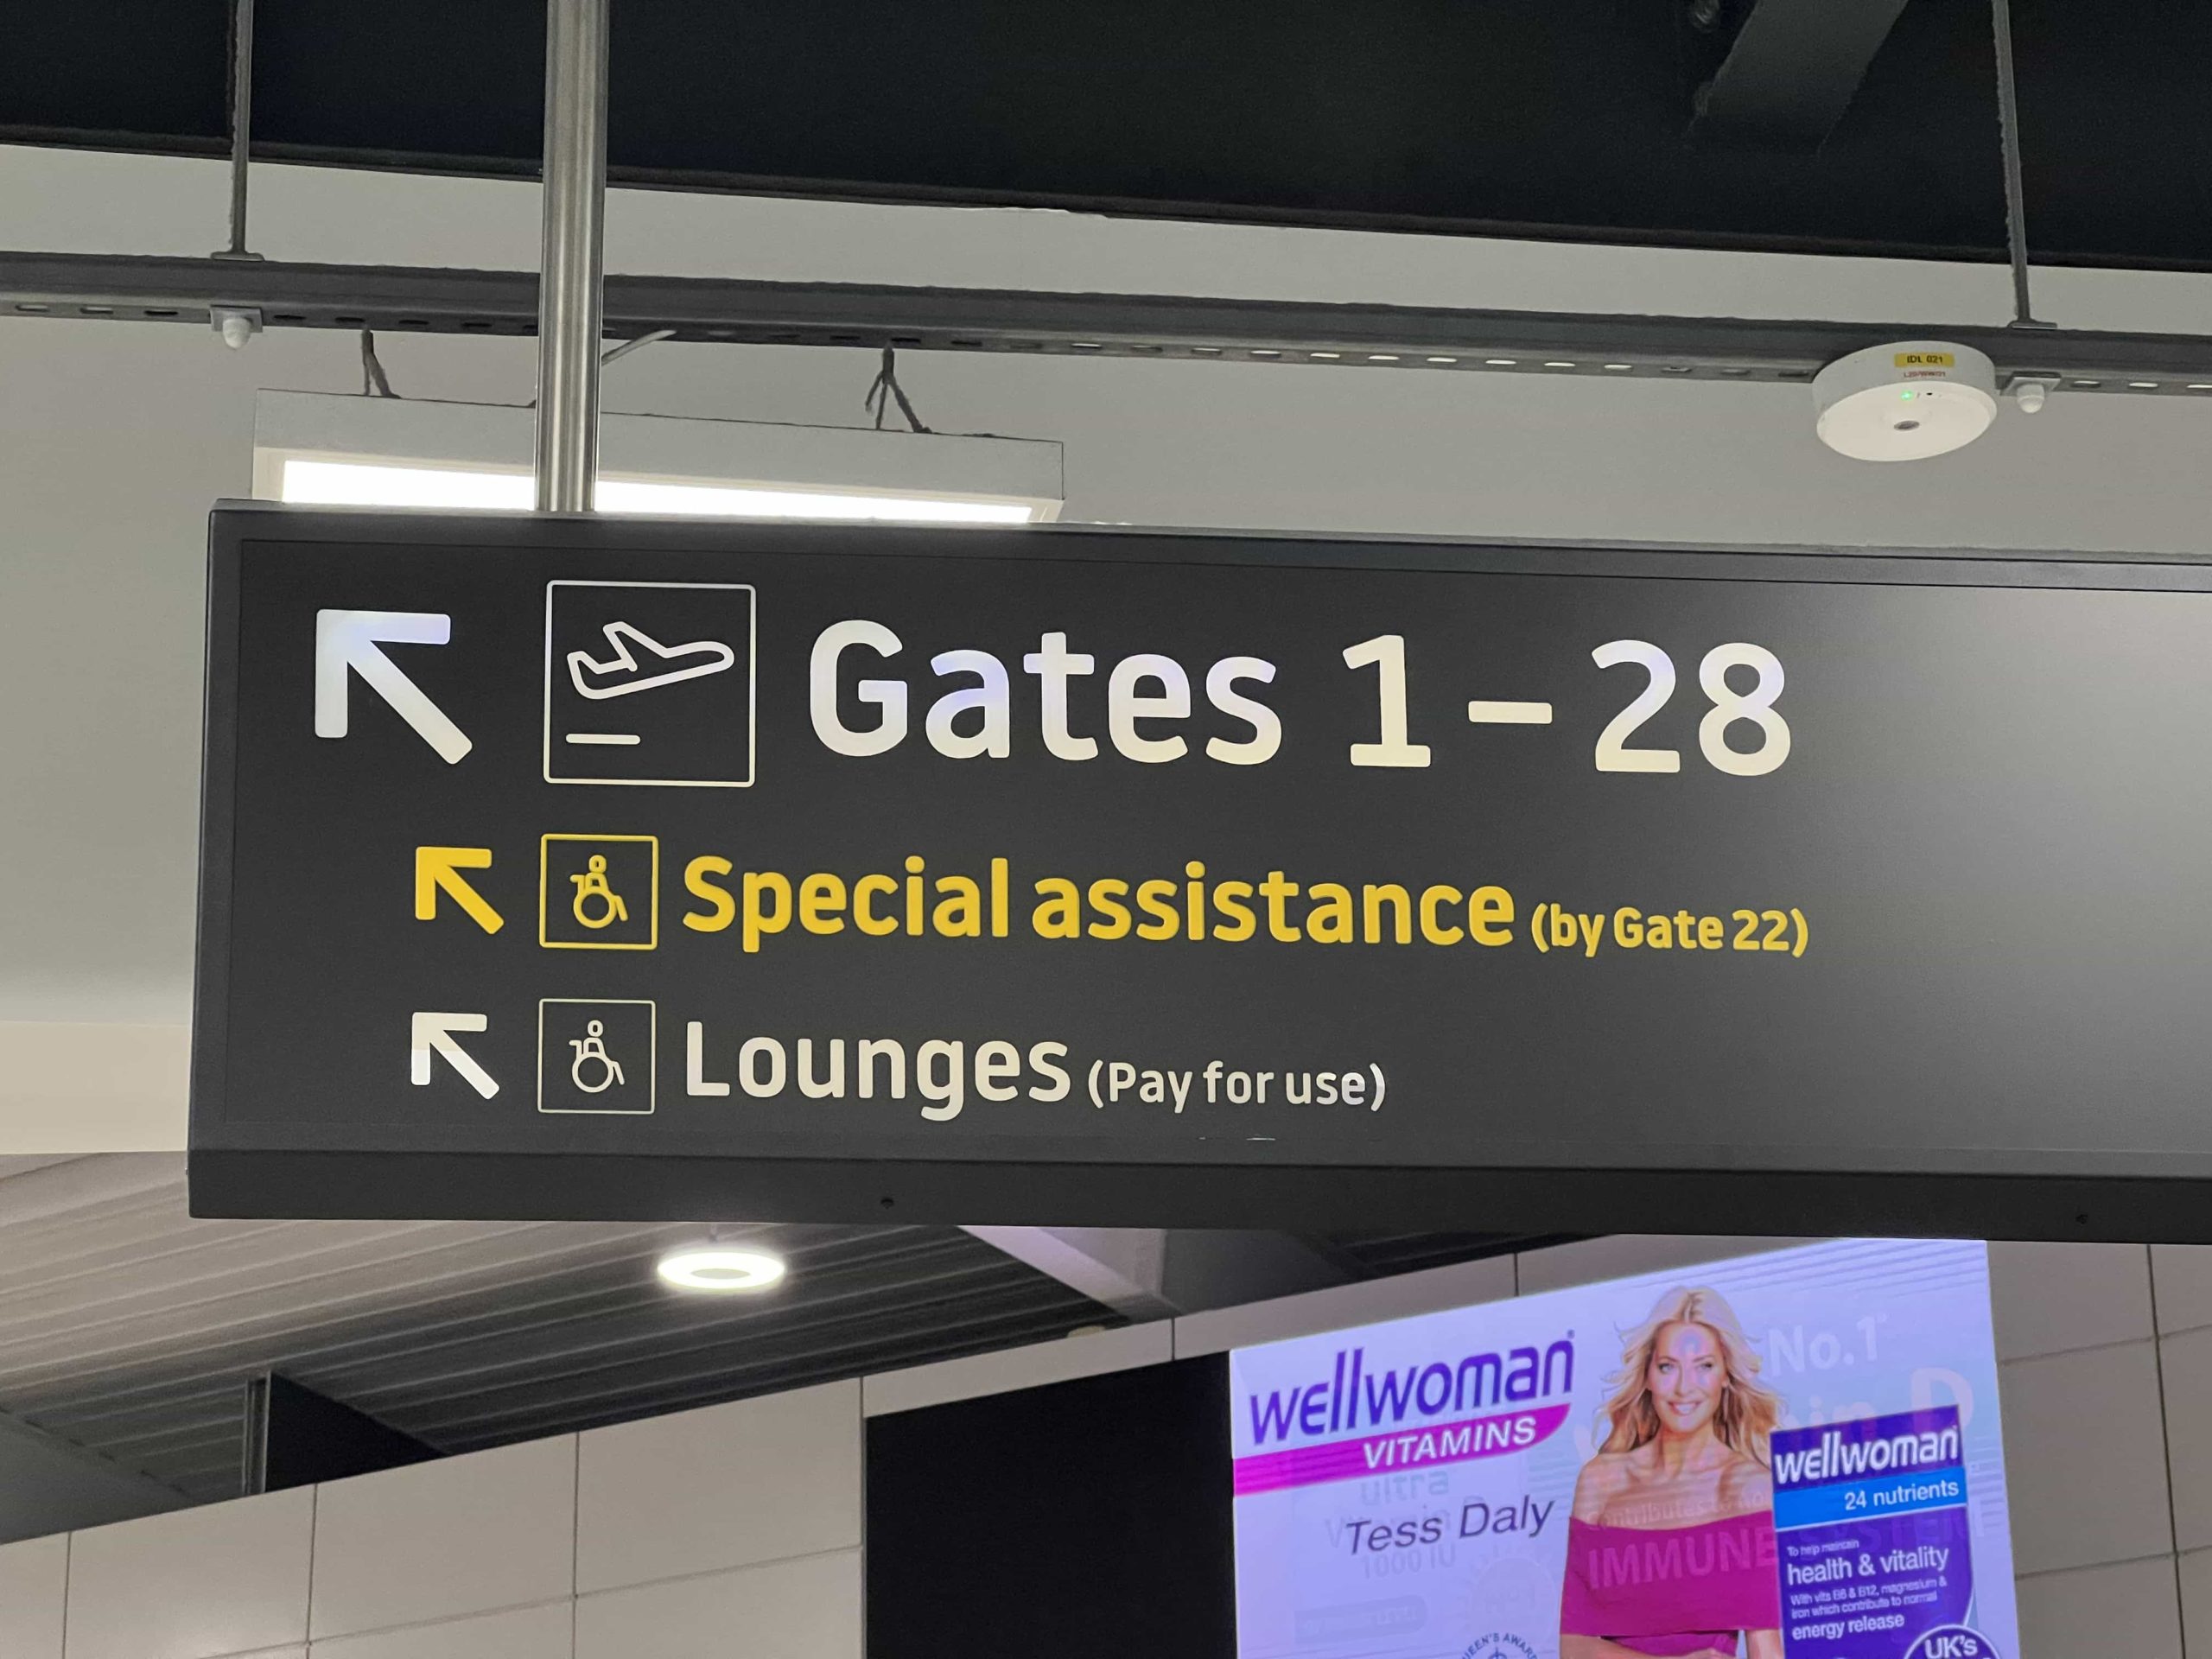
xmin=1230 ymin=1240 xmax=2016 ymax=1659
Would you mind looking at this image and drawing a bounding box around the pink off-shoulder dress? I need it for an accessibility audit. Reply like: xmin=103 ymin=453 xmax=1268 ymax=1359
xmin=1559 ymin=1511 xmax=1781 ymax=1657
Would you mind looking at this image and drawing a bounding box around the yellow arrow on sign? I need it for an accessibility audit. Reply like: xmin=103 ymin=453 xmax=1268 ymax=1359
xmin=415 ymin=846 xmax=505 ymax=935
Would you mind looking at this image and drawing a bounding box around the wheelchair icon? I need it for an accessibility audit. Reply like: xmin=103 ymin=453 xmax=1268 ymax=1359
xmin=568 ymin=1019 xmax=626 ymax=1094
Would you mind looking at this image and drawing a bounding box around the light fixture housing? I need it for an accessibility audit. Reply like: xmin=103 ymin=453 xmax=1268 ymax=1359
xmin=251 ymin=391 xmax=1065 ymax=523
xmin=656 ymin=1246 xmax=788 ymax=1293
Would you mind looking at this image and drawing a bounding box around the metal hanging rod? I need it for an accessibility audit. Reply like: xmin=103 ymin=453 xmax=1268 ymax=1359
xmin=7 ymin=250 xmax=2212 ymax=395
xmin=1989 ymin=0 xmax=2047 ymax=330
xmin=533 ymin=0 xmax=610 ymax=513
xmin=214 ymin=0 xmax=260 ymax=261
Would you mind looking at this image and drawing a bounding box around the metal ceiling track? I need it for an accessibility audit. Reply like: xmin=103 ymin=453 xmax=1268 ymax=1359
xmin=7 ymin=250 xmax=2212 ymax=396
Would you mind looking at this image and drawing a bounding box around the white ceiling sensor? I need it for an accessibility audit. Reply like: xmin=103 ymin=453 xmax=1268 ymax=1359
xmin=1813 ymin=341 xmax=1999 ymax=463
xmin=251 ymin=391 xmax=1065 ymax=524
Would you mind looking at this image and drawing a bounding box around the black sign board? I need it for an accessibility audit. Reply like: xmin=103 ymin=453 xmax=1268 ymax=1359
xmin=193 ymin=506 xmax=2212 ymax=1238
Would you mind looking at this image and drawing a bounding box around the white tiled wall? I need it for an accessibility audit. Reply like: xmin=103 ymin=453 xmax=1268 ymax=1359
xmin=574 ymin=1549 xmax=864 ymax=1659
xmin=2162 ymin=1328 xmax=2212 ymax=1551
xmin=2182 ymin=1548 xmax=2212 ymax=1651
xmin=1988 ymin=1237 xmax=2155 ymax=1361
xmin=575 ymin=1380 xmax=860 ymax=1592
xmin=309 ymin=1604 xmax=574 ymax=1659
xmin=2014 ymin=1554 xmax=2183 ymax=1659
xmin=63 ymin=1486 xmax=314 ymax=1659
xmin=1988 ymin=1243 xmax=2184 ymax=1656
xmin=310 ymin=1438 xmax=579 ymax=1640
xmin=0 ymin=1533 xmax=68 ymax=1657
xmin=19 ymin=1383 xmax=864 ymax=1659
xmin=17 ymin=1237 xmax=2208 ymax=1659
xmin=2004 ymin=1338 xmax=2172 ymax=1574
xmin=2164 ymin=1246 xmax=2212 ymax=1652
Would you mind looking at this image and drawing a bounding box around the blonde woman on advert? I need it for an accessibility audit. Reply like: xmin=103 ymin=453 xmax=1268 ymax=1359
xmin=1557 ymin=1287 xmax=1783 ymax=1659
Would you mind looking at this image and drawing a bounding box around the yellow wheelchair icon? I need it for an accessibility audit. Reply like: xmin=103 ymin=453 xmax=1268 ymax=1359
xmin=569 ymin=854 xmax=630 ymax=930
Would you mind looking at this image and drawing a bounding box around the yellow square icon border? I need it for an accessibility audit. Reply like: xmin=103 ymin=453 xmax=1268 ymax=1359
xmin=539 ymin=833 xmax=660 ymax=950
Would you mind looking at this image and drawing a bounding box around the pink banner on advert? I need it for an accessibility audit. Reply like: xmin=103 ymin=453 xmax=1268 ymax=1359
xmin=1234 ymin=1402 xmax=1572 ymax=1495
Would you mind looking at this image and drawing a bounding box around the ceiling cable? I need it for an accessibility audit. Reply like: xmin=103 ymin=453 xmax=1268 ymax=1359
xmin=864 ymin=345 xmax=933 ymax=433
xmin=600 ymin=327 xmax=676 ymax=366
xmin=522 ymin=328 xmax=677 ymax=407
xmin=1990 ymin=0 xmax=2049 ymax=329
xmin=359 ymin=328 xmax=398 ymax=397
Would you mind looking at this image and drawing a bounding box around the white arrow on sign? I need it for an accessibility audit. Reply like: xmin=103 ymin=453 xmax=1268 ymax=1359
xmin=315 ymin=609 xmax=473 ymax=764
xmin=410 ymin=1011 xmax=499 ymax=1099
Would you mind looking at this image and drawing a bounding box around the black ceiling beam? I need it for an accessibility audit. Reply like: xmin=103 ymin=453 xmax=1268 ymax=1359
xmin=4 ymin=249 xmax=2210 ymax=396
xmin=242 ymin=1373 xmax=440 ymax=1497
xmin=1694 ymin=0 xmax=1916 ymax=149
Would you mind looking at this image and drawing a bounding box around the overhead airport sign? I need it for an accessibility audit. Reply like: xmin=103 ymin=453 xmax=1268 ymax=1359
xmin=192 ymin=507 xmax=2212 ymax=1237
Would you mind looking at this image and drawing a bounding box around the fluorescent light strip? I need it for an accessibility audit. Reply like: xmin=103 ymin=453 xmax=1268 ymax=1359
xmin=280 ymin=459 xmax=1037 ymax=524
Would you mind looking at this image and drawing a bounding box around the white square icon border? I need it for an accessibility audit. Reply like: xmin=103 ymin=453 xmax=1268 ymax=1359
xmin=542 ymin=580 xmax=758 ymax=787
xmin=537 ymin=997 xmax=658 ymax=1116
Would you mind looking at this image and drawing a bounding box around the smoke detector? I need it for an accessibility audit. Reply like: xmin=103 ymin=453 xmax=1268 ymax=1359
xmin=1813 ymin=341 xmax=1998 ymax=462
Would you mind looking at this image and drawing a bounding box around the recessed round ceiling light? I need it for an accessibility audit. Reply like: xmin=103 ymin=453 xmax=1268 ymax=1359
xmin=657 ymin=1247 xmax=787 ymax=1293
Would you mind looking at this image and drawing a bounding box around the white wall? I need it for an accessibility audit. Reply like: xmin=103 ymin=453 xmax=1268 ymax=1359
xmin=1 ymin=1236 xmax=2202 ymax=1659
xmin=0 ymin=1382 xmax=864 ymax=1659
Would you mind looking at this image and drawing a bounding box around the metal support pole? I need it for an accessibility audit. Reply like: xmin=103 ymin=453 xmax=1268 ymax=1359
xmin=1991 ymin=0 xmax=2049 ymax=327
xmin=214 ymin=0 xmax=259 ymax=260
xmin=534 ymin=0 xmax=611 ymax=512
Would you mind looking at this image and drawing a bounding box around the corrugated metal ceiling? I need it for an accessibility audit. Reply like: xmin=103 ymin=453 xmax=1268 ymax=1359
xmin=0 ymin=1156 xmax=1541 ymax=1507
xmin=0 ymin=1155 xmax=1109 ymax=1502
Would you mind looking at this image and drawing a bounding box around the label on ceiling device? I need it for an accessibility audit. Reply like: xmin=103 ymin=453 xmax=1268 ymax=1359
xmin=191 ymin=507 xmax=2212 ymax=1235
xmin=1892 ymin=351 xmax=1955 ymax=368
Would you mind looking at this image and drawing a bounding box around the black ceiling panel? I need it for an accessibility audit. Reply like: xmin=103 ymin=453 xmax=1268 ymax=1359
xmin=0 ymin=0 xmax=229 ymax=143
xmin=251 ymin=0 xmax=547 ymax=166
xmin=3 ymin=0 xmax=2209 ymax=268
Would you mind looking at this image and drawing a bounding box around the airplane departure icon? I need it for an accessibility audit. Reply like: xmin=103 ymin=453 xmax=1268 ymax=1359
xmin=543 ymin=580 xmax=756 ymax=785
xmin=566 ymin=621 xmax=736 ymax=701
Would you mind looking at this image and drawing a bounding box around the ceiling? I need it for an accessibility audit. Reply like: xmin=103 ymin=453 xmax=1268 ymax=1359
xmin=3 ymin=0 xmax=2209 ymax=267
xmin=0 ymin=1154 xmax=1535 ymax=1507
xmin=0 ymin=1154 xmax=1103 ymax=1502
